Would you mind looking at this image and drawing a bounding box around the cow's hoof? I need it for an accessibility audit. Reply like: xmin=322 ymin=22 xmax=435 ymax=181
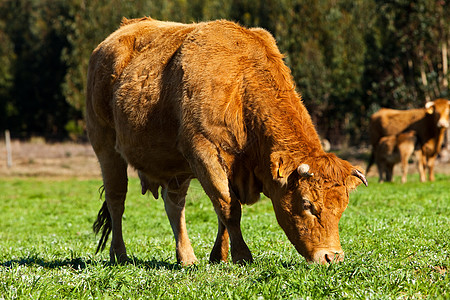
xmin=233 ymin=257 xmax=253 ymax=265
xmin=209 ymin=246 xmax=229 ymax=264
xmin=178 ymin=256 xmax=198 ymax=267
xmin=110 ymin=253 xmax=130 ymax=265
xmin=231 ymin=253 xmax=253 ymax=265
xmin=209 ymin=256 xmax=227 ymax=264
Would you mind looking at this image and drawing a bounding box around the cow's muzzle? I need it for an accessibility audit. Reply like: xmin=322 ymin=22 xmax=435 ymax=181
xmin=312 ymin=249 xmax=345 ymax=264
xmin=438 ymin=119 xmax=449 ymax=129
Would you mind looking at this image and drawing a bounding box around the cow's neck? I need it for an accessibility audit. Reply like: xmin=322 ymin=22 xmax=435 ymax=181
xmin=417 ymin=113 xmax=442 ymax=143
xmin=245 ymin=88 xmax=325 ymax=175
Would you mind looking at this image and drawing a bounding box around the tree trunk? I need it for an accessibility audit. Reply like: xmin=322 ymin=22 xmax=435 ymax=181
xmin=420 ymin=63 xmax=430 ymax=102
xmin=443 ymin=38 xmax=448 ymax=89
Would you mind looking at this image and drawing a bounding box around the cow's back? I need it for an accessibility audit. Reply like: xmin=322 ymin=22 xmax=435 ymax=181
xmin=86 ymin=18 xmax=199 ymax=182
xmin=369 ymin=107 xmax=426 ymax=146
xmin=86 ymin=17 xmax=195 ymax=128
xmin=86 ymin=17 xmax=291 ymax=184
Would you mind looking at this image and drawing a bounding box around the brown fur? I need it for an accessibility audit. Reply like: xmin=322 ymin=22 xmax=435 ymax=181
xmin=86 ymin=18 xmax=366 ymax=265
xmin=368 ymin=99 xmax=450 ymax=182
xmin=375 ymin=130 xmax=416 ymax=183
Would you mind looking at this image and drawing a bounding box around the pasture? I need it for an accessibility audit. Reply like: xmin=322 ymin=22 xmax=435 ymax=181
xmin=0 ymin=174 xmax=449 ymax=299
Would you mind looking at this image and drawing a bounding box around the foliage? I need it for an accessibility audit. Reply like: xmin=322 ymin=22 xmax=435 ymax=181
xmin=0 ymin=176 xmax=449 ymax=298
xmin=364 ymin=0 xmax=449 ymax=109
xmin=0 ymin=0 xmax=75 ymax=138
xmin=0 ymin=0 xmax=448 ymax=143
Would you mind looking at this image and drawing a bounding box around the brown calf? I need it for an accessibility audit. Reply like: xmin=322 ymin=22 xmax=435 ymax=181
xmin=375 ymin=130 xmax=416 ymax=183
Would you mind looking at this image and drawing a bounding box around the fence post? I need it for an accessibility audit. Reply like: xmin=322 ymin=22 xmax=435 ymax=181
xmin=5 ymin=130 xmax=12 ymax=168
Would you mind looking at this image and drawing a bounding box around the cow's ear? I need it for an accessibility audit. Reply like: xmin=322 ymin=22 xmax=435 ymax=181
xmin=425 ymin=101 xmax=435 ymax=114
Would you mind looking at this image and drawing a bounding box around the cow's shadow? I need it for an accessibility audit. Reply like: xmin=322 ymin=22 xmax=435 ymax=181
xmin=1 ymin=256 xmax=302 ymax=271
xmin=0 ymin=256 xmax=180 ymax=271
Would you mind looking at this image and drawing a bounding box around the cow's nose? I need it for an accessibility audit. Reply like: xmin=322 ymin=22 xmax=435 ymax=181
xmin=324 ymin=252 xmax=344 ymax=264
xmin=438 ymin=119 xmax=449 ymax=128
xmin=314 ymin=249 xmax=344 ymax=264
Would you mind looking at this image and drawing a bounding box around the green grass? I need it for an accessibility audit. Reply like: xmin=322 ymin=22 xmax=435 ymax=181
xmin=0 ymin=174 xmax=449 ymax=299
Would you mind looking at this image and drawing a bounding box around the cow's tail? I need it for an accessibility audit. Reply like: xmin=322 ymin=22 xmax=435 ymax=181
xmin=93 ymin=186 xmax=112 ymax=254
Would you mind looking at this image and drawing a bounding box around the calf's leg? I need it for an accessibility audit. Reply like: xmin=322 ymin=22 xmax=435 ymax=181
xmin=426 ymin=155 xmax=437 ymax=181
xmin=415 ymin=150 xmax=427 ymax=182
xmin=400 ymin=150 xmax=412 ymax=184
xmin=162 ymin=177 xmax=197 ymax=266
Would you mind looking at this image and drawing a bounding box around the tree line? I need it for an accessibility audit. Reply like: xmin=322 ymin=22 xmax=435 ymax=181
xmin=0 ymin=0 xmax=448 ymax=145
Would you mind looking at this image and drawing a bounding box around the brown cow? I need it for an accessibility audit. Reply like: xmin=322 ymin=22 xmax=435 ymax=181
xmin=368 ymin=99 xmax=450 ymax=182
xmin=374 ymin=130 xmax=416 ymax=183
xmin=86 ymin=17 xmax=367 ymax=266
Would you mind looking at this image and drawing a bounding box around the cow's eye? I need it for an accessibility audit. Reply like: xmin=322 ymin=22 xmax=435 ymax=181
xmin=302 ymin=199 xmax=318 ymax=216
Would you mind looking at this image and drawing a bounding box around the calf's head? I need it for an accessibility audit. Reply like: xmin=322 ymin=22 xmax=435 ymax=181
xmin=269 ymin=153 xmax=367 ymax=264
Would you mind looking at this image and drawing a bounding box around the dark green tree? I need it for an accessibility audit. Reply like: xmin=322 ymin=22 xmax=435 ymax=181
xmin=0 ymin=0 xmax=447 ymax=144
xmin=363 ymin=0 xmax=449 ymax=111
xmin=0 ymin=18 xmax=15 ymax=131
xmin=0 ymin=0 xmax=75 ymax=138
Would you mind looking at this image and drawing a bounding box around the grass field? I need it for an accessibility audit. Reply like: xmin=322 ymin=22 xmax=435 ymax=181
xmin=0 ymin=174 xmax=449 ymax=299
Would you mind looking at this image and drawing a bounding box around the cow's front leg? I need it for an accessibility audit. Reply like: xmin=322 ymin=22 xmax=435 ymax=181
xmin=162 ymin=177 xmax=197 ymax=266
xmin=215 ymin=195 xmax=252 ymax=264
xmin=209 ymin=216 xmax=229 ymax=263
xmin=183 ymin=139 xmax=253 ymax=264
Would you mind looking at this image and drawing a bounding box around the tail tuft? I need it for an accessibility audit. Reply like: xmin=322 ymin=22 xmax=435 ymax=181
xmin=93 ymin=186 xmax=111 ymax=254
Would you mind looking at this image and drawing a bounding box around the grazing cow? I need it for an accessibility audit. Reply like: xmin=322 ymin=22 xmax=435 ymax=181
xmin=86 ymin=17 xmax=367 ymax=266
xmin=374 ymin=130 xmax=416 ymax=183
xmin=368 ymin=99 xmax=450 ymax=182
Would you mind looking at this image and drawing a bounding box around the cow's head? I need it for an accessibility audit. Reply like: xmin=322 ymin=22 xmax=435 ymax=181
xmin=269 ymin=153 xmax=367 ymax=264
xmin=425 ymin=99 xmax=450 ymax=129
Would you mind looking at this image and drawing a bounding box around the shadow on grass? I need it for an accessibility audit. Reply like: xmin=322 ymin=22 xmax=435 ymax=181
xmin=1 ymin=256 xmax=92 ymax=270
xmin=1 ymin=254 xmax=308 ymax=272
xmin=0 ymin=255 xmax=180 ymax=271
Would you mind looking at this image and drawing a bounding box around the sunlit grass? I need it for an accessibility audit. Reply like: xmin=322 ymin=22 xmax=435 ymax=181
xmin=0 ymin=175 xmax=449 ymax=299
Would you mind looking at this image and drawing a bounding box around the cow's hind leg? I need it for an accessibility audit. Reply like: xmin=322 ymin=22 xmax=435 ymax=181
xmin=162 ymin=177 xmax=197 ymax=266
xmin=91 ymin=130 xmax=129 ymax=264
xmin=386 ymin=163 xmax=394 ymax=182
xmin=376 ymin=162 xmax=385 ymax=183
